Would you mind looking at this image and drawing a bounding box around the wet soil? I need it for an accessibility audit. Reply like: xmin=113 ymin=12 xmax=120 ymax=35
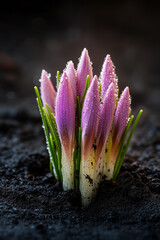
xmin=0 ymin=104 xmax=160 ymax=240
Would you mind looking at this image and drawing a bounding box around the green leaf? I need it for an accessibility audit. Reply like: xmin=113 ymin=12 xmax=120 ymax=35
xmin=57 ymin=71 xmax=60 ymax=87
xmin=50 ymin=160 xmax=53 ymax=175
xmin=99 ymin=82 xmax=101 ymax=96
xmin=77 ymin=127 xmax=81 ymax=172
xmin=77 ymin=96 xmax=81 ymax=120
xmin=45 ymin=104 xmax=62 ymax=180
xmin=49 ymin=133 xmax=60 ymax=180
xmin=73 ymin=141 xmax=78 ymax=189
xmin=43 ymin=107 xmax=62 ymax=182
xmin=81 ymin=75 xmax=90 ymax=110
xmin=77 ymin=75 xmax=90 ymax=123
xmin=45 ymin=104 xmax=61 ymax=157
xmin=34 ymin=86 xmax=57 ymax=179
xmin=113 ymin=115 xmax=134 ymax=179
xmin=74 ymin=127 xmax=81 ymax=191
xmin=73 ymin=76 xmax=90 ymax=189
xmin=113 ymin=109 xmax=143 ymax=180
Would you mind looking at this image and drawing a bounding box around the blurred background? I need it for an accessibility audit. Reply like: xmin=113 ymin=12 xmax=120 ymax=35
xmin=0 ymin=0 xmax=160 ymax=112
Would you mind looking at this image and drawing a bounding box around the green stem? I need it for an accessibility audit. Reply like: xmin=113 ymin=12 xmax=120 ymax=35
xmin=81 ymin=75 xmax=90 ymax=111
xmin=113 ymin=110 xmax=143 ymax=180
xmin=77 ymin=127 xmax=81 ymax=174
xmin=57 ymin=71 xmax=60 ymax=87
xmin=45 ymin=104 xmax=62 ymax=163
xmin=113 ymin=115 xmax=134 ymax=178
xmin=74 ymin=76 xmax=90 ymax=190
xmin=34 ymin=86 xmax=56 ymax=179
xmin=43 ymin=107 xmax=62 ymax=182
xmin=49 ymin=133 xmax=60 ymax=180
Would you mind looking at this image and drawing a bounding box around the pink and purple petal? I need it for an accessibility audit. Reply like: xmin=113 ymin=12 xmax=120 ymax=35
xmin=40 ymin=70 xmax=56 ymax=113
xmin=100 ymin=55 xmax=118 ymax=99
xmin=55 ymin=72 xmax=75 ymax=159
xmin=66 ymin=61 xmax=77 ymax=102
xmin=113 ymin=87 xmax=131 ymax=145
xmin=81 ymin=75 xmax=100 ymax=160
xmin=77 ymin=48 xmax=93 ymax=100
xmin=96 ymin=83 xmax=116 ymax=159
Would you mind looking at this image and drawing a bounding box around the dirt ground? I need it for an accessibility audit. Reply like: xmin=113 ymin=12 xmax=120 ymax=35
xmin=0 ymin=101 xmax=160 ymax=240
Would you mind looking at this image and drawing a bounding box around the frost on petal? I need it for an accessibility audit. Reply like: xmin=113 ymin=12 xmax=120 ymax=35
xmin=40 ymin=70 xmax=56 ymax=113
xmin=80 ymin=76 xmax=100 ymax=206
xmin=93 ymin=83 xmax=116 ymax=195
xmin=81 ymin=76 xmax=100 ymax=160
xmin=104 ymin=87 xmax=131 ymax=179
xmin=55 ymin=72 xmax=75 ymax=160
xmin=77 ymin=48 xmax=93 ymax=100
xmin=100 ymin=55 xmax=118 ymax=99
xmin=55 ymin=72 xmax=75 ymax=190
xmin=96 ymin=83 xmax=116 ymax=160
xmin=113 ymin=87 xmax=131 ymax=146
xmin=66 ymin=61 xmax=77 ymax=102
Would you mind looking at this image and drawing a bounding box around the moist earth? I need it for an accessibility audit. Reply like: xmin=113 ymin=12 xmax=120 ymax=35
xmin=0 ymin=103 xmax=160 ymax=240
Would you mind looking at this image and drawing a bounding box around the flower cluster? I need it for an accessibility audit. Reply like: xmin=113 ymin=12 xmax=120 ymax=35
xmin=35 ymin=48 xmax=143 ymax=206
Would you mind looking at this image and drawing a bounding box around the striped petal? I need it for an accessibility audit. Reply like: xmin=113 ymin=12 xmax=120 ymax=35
xmin=77 ymin=48 xmax=93 ymax=100
xmin=66 ymin=61 xmax=77 ymax=102
xmin=40 ymin=70 xmax=56 ymax=113
xmin=100 ymin=55 xmax=118 ymax=100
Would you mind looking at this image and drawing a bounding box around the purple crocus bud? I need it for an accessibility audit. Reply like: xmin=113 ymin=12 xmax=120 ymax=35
xmin=113 ymin=87 xmax=131 ymax=146
xmin=81 ymin=75 xmax=100 ymax=160
xmin=93 ymin=83 xmax=116 ymax=195
xmin=77 ymin=48 xmax=93 ymax=100
xmin=105 ymin=87 xmax=131 ymax=180
xmin=40 ymin=70 xmax=56 ymax=113
xmin=96 ymin=83 xmax=116 ymax=160
xmin=80 ymin=76 xmax=100 ymax=206
xmin=66 ymin=61 xmax=77 ymax=102
xmin=55 ymin=72 xmax=75 ymax=190
xmin=100 ymin=55 xmax=118 ymax=100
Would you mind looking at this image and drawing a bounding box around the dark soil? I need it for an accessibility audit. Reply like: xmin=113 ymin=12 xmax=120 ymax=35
xmin=0 ymin=103 xmax=160 ymax=240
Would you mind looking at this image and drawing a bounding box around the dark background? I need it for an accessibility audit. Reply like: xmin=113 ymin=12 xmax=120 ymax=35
xmin=0 ymin=0 xmax=160 ymax=112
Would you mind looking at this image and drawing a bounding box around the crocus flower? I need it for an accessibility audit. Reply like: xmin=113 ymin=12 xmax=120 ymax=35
xmin=100 ymin=54 xmax=118 ymax=99
xmin=93 ymin=83 xmax=116 ymax=194
xmin=66 ymin=61 xmax=77 ymax=102
xmin=104 ymin=87 xmax=131 ymax=179
xmin=55 ymin=72 xmax=75 ymax=190
xmin=35 ymin=48 xmax=142 ymax=207
xmin=96 ymin=83 xmax=116 ymax=160
xmin=80 ymin=76 xmax=100 ymax=206
xmin=77 ymin=48 xmax=93 ymax=100
xmin=40 ymin=70 xmax=56 ymax=113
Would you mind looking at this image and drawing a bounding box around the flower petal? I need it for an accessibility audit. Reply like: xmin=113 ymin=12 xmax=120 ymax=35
xmin=96 ymin=83 xmax=116 ymax=160
xmin=81 ymin=75 xmax=100 ymax=160
xmin=80 ymin=76 xmax=100 ymax=206
xmin=100 ymin=55 xmax=118 ymax=99
xmin=55 ymin=72 xmax=75 ymax=159
xmin=77 ymin=48 xmax=93 ymax=100
xmin=104 ymin=87 xmax=131 ymax=180
xmin=40 ymin=70 xmax=56 ymax=113
xmin=55 ymin=72 xmax=75 ymax=190
xmin=113 ymin=87 xmax=131 ymax=145
xmin=93 ymin=83 xmax=116 ymax=194
xmin=66 ymin=61 xmax=77 ymax=102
